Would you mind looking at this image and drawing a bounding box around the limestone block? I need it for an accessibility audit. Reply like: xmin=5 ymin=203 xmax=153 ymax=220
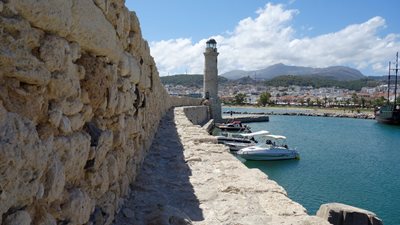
xmin=118 ymin=113 xmax=126 ymax=129
xmin=35 ymin=212 xmax=57 ymax=225
xmin=129 ymin=11 xmax=141 ymax=35
xmin=47 ymin=60 xmax=82 ymax=100
xmin=56 ymin=99 xmax=84 ymax=116
xmin=139 ymin=67 xmax=152 ymax=90
xmin=54 ymin=132 xmax=90 ymax=184
xmin=48 ymin=109 xmax=62 ymax=127
xmin=1 ymin=80 xmax=48 ymax=124
xmin=82 ymin=104 xmax=94 ymax=122
xmin=69 ymin=42 xmax=81 ymax=62
xmin=0 ymin=108 xmax=50 ymax=220
xmin=81 ymin=89 xmax=91 ymax=104
xmin=316 ymin=203 xmax=383 ymax=225
xmin=77 ymin=64 xmax=86 ymax=80
xmin=119 ymin=77 xmax=132 ymax=92
xmin=129 ymin=56 xmax=141 ymax=84
xmin=125 ymin=115 xmax=140 ymax=136
xmin=0 ymin=2 xmax=3 ymax=13
xmin=69 ymin=113 xmax=86 ymax=131
xmin=59 ymin=116 xmax=72 ymax=134
xmin=119 ymin=52 xmax=130 ymax=76
xmin=69 ymin=0 xmax=122 ymax=63
xmin=94 ymin=130 xmax=113 ymax=170
xmin=1 ymin=40 xmax=51 ymax=85
xmin=3 ymin=210 xmax=31 ymax=225
xmin=86 ymin=162 xmax=110 ymax=198
xmin=61 ymin=188 xmax=94 ymax=224
xmin=93 ymin=0 xmax=107 ymax=13
xmin=43 ymin=155 xmax=65 ymax=203
xmin=128 ymin=12 xmax=142 ymax=53
xmin=107 ymin=85 xmax=119 ymax=115
xmin=79 ymin=55 xmax=117 ymax=113
xmin=113 ymin=130 xmax=126 ymax=148
xmin=106 ymin=153 xmax=119 ymax=185
xmin=8 ymin=0 xmax=73 ymax=37
xmin=39 ymin=35 xmax=69 ymax=72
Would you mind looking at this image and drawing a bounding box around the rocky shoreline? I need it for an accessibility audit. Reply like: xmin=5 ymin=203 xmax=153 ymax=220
xmin=223 ymin=110 xmax=375 ymax=120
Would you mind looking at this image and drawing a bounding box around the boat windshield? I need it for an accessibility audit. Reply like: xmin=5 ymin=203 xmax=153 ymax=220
xmin=240 ymin=130 xmax=269 ymax=137
xmin=264 ymin=134 xmax=286 ymax=140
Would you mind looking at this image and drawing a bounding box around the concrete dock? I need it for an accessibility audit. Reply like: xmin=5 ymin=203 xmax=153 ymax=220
xmin=222 ymin=115 xmax=269 ymax=123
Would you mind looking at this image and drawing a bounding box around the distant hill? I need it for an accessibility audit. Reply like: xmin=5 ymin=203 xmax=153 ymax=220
xmin=160 ymin=74 xmax=228 ymax=87
xmin=221 ymin=63 xmax=365 ymax=81
xmin=265 ymin=75 xmax=381 ymax=91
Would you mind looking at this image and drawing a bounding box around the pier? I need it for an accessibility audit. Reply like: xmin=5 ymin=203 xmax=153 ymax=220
xmin=222 ymin=115 xmax=270 ymax=123
xmin=114 ymin=107 xmax=329 ymax=225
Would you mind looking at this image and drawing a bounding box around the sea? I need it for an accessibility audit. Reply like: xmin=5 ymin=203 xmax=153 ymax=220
xmin=223 ymin=107 xmax=400 ymax=225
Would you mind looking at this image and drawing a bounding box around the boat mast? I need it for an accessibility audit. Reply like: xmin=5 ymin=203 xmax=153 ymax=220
xmin=394 ymin=52 xmax=399 ymax=107
xmin=387 ymin=62 xmax=391 ymax=104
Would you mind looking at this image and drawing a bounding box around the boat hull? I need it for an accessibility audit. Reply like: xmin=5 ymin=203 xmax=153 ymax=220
xmin=224 ymin=142 xmax=255 ymax=151
xmin=375 ymin=105 xmax=400 ymax=125
xmin=237 ymin=147 xmax=300 ymax=161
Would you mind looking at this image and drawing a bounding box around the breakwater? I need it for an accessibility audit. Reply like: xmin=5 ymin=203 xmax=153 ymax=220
xmin=223 ymin=110 xmax=375 ymax=120
xmin=114 ymin=107 xmax=331 ymax=225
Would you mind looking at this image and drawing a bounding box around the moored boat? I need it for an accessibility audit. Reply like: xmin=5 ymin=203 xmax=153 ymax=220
xmin=375 ymin=52 xmax=400 ymax=125
xmin=216 ymin=120 xmax=251 ymax=132
xmin=217 ymin=130 xmax=269 ymax=152
xmin=236 ymin=134 xmax=299 ymax=161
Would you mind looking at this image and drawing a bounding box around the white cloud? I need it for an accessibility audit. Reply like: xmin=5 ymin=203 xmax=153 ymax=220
xmin=149 ymin=3 xmax=400 ymax=76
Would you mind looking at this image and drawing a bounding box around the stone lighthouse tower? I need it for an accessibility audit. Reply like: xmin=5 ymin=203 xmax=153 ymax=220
xmin=204 ymin=39 xmax=222 ymax=122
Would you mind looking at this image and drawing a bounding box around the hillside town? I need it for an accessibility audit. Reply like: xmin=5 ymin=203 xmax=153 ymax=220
xmin=164 ymin=82 xmax=398 ymax=107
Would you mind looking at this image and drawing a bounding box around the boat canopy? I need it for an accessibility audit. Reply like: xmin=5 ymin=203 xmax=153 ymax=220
xmin=265 ymin=134 xmax=286 ymax=140
xmin=240 ymin=130 xmax=269 ymax=137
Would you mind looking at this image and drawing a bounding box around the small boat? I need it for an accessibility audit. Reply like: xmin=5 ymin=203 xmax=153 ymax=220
xmin=216 ymin=121 xmax=251 ymax=132
xmin=236 ymin=134 xmax=299 ymax=161
xmin=217 ymin=130 xmax=270 ymax=152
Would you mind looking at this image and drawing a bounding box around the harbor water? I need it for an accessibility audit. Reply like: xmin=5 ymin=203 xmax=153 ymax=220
xmin=224 ymin=107 xmax=400 ymax=225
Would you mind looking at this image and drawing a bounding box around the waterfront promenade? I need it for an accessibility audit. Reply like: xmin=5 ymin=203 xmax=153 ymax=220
xmin=223 ymin=109 xmax=375 ymax=120
xmin=113 ymin=108 xmax=329 ymax=225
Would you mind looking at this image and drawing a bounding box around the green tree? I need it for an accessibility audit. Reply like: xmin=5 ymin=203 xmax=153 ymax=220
xmin=373 ymin=96 xmax=386 ymax=107
xmin=352 ymin=93 xmax=359 ymax=106
xmin=234 ymin=93 xmax=247 ymax=105
xmin=360 ymin=97 xmax=366 ymax=108
xmin=324 ymin=96 xmax=328 ymax=107
xmin=306 ymin=98 xmax=311 ymax=107
xmin=258 ymin=92 xmax=271 ymax=106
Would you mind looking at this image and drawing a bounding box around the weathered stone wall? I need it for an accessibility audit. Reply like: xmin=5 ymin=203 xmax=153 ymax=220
xmin=0 ymin=1 xmax=200 ymax=224
xmin=182 ymin=106 xmax=210 ymax=126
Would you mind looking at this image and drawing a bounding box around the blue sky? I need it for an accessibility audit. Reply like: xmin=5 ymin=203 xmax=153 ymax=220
xmin=126 ymin=0 xmax=400 ymax=76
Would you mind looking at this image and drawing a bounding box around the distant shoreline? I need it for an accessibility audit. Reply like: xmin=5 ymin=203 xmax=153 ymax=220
xmin=222 ymin=105 xmax=375 ymax=120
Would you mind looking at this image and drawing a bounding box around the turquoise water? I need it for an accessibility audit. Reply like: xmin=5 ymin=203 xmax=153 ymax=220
xmin=224 ymin=107 xmax=400 ymax=225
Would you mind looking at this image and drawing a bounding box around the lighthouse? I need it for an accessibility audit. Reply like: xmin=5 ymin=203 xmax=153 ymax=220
xmin=204 ymin=39 xmax=222 ymax=121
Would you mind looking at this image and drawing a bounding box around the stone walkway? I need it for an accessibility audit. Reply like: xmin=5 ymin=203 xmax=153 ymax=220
xmin=113 ymin=108 xmax=330 ymax=225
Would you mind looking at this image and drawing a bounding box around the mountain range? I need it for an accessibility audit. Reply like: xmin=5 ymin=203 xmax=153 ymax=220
xmin=220 ymin=63 xmax=365 ymax=81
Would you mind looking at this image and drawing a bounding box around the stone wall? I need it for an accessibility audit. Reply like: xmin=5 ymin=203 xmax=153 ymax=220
xmin=0 ymin=1 xmax=200 ymax=224
xmin=182 ymin=106 xmax=210 ymax=126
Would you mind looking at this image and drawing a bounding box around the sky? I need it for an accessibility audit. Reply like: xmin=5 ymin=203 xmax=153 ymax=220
xmin=125 ymin=0 xmax=400 ymax=76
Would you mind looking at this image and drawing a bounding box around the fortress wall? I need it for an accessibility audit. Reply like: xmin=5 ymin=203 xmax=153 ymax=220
xmin=182 ymin=106 xmax=210 ymax=126
xmin=0 ymin=1 xmax=200 ymax=224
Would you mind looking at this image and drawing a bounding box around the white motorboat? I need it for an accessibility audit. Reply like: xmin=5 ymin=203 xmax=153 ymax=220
xmin=236 ymin=134 xmax=299 ymax=161
xmin=216 ymin=121 xmax=251 ymax=132
xmin=216 ymin=130 xmax=269 ymax=152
